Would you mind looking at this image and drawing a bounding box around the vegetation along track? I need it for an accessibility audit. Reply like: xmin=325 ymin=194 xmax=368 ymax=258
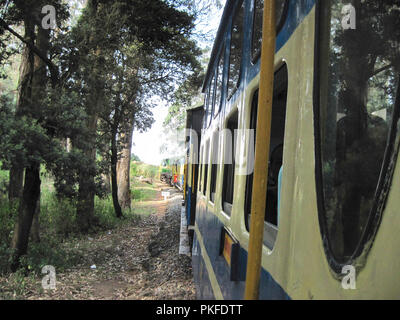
xmin=0 ymin=182 xmax=195 ymax=300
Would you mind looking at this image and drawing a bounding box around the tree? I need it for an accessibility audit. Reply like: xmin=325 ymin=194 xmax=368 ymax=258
xmin=0 ymin=0 xmax=90 ymax=268
xmin=0 ymin=0 xmax=203 ymax=269
xmin=89 ymin=0 xmax=201 ymax=215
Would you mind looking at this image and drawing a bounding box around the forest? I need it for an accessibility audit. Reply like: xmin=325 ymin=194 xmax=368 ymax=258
xmin=0 ymin=0 xmax=220 ymax=298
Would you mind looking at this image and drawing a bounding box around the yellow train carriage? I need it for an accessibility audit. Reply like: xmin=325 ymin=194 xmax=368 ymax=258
xmin=190 ymin=0 xmax=400 ymax=300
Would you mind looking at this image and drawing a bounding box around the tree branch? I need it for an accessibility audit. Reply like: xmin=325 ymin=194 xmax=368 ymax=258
xmin=0 ymin=18 xmax=59 ymax=85
xmin=370 ymin=63 xmax=393 ymax=78
xmin=138 ymin=72 xmax=172 ymax=85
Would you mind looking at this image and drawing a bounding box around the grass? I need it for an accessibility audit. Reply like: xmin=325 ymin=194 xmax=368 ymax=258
xmin=130 ymin=179 xmax=160 ymax=218
xmin=131 ymin=162 xmax=159 ymax=180
xmin=0 ymin=167 xmax=162 ymax=299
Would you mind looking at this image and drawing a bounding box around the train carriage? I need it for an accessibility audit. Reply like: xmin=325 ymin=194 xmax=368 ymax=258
xmin=184 ymin=0 xmax=400 ymax=300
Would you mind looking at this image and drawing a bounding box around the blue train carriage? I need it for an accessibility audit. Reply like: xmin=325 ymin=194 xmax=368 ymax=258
xmin=190 ymin=0 xmax=400 ymax=300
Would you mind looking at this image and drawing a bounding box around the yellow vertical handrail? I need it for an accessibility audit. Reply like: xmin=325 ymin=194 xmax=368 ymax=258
xmin=244 ymin=0 xmax=276 ymax=300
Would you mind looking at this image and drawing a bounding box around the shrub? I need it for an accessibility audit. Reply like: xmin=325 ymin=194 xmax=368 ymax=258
xmin=18 ymin=237 xmax=83 ymax=274
xmin=39 ymin=192 xmax=78 ymax=239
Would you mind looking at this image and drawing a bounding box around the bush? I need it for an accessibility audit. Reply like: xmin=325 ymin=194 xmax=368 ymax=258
xmin=94 ymin=195 xmax=139 ymax=231
xmin=18 ymin=237 xmax=83 ymax=274
xmin=94 ymin=195 xmax=117 ymax=230
xmin=40 ymin=192 xmax=78 ymax=239
xmin=0 ymin=196 xmax=17 ymax=274
xmin=0 ymin=175 xmax=140 ymax=275
xmin=0 ymin=243 xmax=13 ymax=274
xmin=0 ymin=197 xmax=16 ymax=245
xmin=0 ymin=168 xmax=8 ymax=195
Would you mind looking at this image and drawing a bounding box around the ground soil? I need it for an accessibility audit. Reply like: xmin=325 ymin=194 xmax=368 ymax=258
xmin=1 ymin=182 xmax=196 ymax=300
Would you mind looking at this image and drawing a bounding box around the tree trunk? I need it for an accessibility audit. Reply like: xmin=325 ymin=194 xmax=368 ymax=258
xmin=9 ymin=19 xmax=40 ymax=271
xmin=9 ymin=167 xmax=24 ymax=203
xmin=24 ymin=25 xmax=50 ymax=244
xmin=76 ymin=0 xmax=105 ymax=231
xmin=30 ymin=195 xmax=40 ymax=243
xmin=76 ymin=114 xmax=98 ymax=232
xmin=8 ymin=19 xmax=35 ymax=203
xmin=11 ymin=164 xmax=41 ymax=271
xmin=111 ymin=128 xmax=123 ymax=218
xmin=117 ymin=122 xmax=134 ymax=210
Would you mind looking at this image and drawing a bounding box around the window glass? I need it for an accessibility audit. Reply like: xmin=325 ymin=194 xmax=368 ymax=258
xmin=204 ymin=88 xmax=210 ymax=129
xmin=252 ymin=0 xmax=288 ymax=61
xmin=203 ymin=140 xmax=210 ymax=196
xmin=245 ymin=65 xmax=288 ymax=249
xmin=215 ymin=50 xmax=225 ymax=117
xmin=210 ymin=131 xmax=220 ymax=203
xmin=228 ymin=1 xmax=245 ymax=99
xmin=199 ymin=146 xmax=203 ymax=192
xmin=222 ymin=110 xmax=238 ymax=215
xmin=244 ymin=92 xmax=258 ymax=230
xmin=208 ymin=76 xmax=216 ymax=127
xmin=318 ymin=1 xmax=400 ymax=263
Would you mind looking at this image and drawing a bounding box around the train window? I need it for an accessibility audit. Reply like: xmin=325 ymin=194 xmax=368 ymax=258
xmin=244 ymin=91 xmax=259 ymax=230
xmin=222 ymin=110 xmax=239 ymax=216
xmin=203 ymin=140 xmax=210 ymax=196
xmin=214 ymin=49 xmax=225 ymax=118
xmin=316 ymin=1 xmax=400 ymax=267
xmin=210 ymin=131 xmax=220 ymax=203
xmin=252 ymin=0 xmax=288 ymax=62
xmin=245 ymin=64 xmax=288 ymax=249
xmin=199 ymin=146 xmax=204 ymax=192
xmin=208 ymin=75 xmax=216 ymax=127
xmin=204 ymin=87 xmax=210 ymax=129
xmin=228 ymin=0 xmax=245 ymax=100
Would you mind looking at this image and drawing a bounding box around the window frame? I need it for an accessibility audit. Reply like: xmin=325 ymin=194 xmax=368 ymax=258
xmin=244 ymin=64 xmax=288 ymax=250
xmin=313 ymin=1 xmax=400 ymax=274
xmin=222 ymin=109 xmax=239 ymax=216
xmin=227 ymin=0 xmax=245 ymax=101
xmin=210 ymin=130 xmax=220 ymax=203
xmin=208 ymin=74 xmax=217 ymax=128
xmin=251 ymin=0 xmax=290 ymax=64
xmin=214 ymin=48 xmax=225 ymax=119
xmin=198 ymin=145 xmax=204 ymax=193
xmin=204 ymin=86 xmax=211 ymax=129
xmin=203 ymin=140 xmax=210 ymax=197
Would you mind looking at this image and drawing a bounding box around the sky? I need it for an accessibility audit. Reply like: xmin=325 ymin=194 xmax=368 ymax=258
xmin=131 ymin=1 xmax=226 ymax=166
xmin=131 ymin=100 xmax=169 ymax=165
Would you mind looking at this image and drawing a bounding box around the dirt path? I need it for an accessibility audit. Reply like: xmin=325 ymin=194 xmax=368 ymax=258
xmin=5 ymin=182 xmax=195 ymax=300
xmin=88 ymin=184 xmax=195 ymax=300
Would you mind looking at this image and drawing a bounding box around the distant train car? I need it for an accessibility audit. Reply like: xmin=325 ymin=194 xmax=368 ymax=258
xmin=184 ymin=0 xmax=400 ymax=300
xmin=159 ymin=160 xmax=172 ymax=185
xmin=161 ymin=157 xmax=185 ymax=189
xmin=173 ymin=158 xmax=185 ymax=191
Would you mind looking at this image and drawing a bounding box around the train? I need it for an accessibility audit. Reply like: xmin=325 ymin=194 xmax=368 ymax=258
xmin=182 ymin=0 xmax=400 ymax=299
xmin=159 ymin=157 xmax=185 ymax=191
